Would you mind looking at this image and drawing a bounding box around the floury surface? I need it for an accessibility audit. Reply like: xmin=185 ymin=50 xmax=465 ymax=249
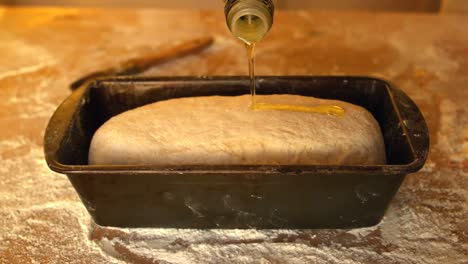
xmin=0 ymin=7 xmax=467 ymax=264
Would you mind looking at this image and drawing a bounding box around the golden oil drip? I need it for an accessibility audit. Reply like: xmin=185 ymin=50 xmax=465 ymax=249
xmin=245 ymin=42 xmax=344 ymax=117
xmin=252 ymin=103 xmax=345 ymax=116
xmin=246 ymin=42 xmax=257 ymax=104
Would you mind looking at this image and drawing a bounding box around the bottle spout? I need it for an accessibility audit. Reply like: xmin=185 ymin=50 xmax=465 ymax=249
xmin=225 ymin=0 xmax=274 ymax=44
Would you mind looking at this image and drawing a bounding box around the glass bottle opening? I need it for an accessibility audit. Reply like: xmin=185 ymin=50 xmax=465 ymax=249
xmin=225 ymin=0 xmax=274 ymax=44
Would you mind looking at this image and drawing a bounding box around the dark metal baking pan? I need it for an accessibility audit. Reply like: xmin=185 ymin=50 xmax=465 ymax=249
xmin=44 ymin=76 xmax=429 ymax=229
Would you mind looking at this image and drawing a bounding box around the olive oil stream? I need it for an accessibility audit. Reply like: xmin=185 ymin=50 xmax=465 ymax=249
xmin=244 ymin=43 xmax=345 ymax=117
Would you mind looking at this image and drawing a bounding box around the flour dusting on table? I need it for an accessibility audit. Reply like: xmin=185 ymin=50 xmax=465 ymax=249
xmin=1 ymin=7 xmax=468 ymax=264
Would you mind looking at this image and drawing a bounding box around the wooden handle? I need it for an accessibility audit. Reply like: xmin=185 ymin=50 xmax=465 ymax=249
xmin=70 ymin=36 xmax=214 ymax=90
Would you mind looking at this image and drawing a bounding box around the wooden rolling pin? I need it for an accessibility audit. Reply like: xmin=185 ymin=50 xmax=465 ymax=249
xmin=70 ymin=36 xmax=214 ymax=90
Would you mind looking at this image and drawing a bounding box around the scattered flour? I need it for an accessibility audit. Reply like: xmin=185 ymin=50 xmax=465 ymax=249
xmin=1 ymin=9 xmax=467 ymax=264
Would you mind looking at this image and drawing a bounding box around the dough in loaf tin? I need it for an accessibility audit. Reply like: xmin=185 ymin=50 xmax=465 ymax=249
xmin=89 ymin=94 xmax=386 ymax=165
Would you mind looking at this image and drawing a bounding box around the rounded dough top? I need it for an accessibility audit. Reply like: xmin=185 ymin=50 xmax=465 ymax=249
xmin=89 ymin=94 xmax=386 ymax=165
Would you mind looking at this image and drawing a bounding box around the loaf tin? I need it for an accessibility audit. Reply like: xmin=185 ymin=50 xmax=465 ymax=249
xmin=44 ymin=76 xmax=429 ymax=228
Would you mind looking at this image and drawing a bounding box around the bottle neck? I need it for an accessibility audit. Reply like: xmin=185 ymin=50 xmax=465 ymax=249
xmin=225 ymin=0 xmax=274 ymax=44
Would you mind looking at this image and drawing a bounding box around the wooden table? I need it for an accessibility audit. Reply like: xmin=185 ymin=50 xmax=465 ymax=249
xmin=0 ymin=7 xmax=466 ymax=263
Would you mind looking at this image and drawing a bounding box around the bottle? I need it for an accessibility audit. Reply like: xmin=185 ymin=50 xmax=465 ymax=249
xmin=224 ymin=0 xmax=275 ymax=44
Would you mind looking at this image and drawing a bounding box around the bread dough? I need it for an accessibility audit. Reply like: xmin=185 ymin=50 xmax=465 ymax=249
xmin=89 ymin=95 xmax=386 ymax=165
